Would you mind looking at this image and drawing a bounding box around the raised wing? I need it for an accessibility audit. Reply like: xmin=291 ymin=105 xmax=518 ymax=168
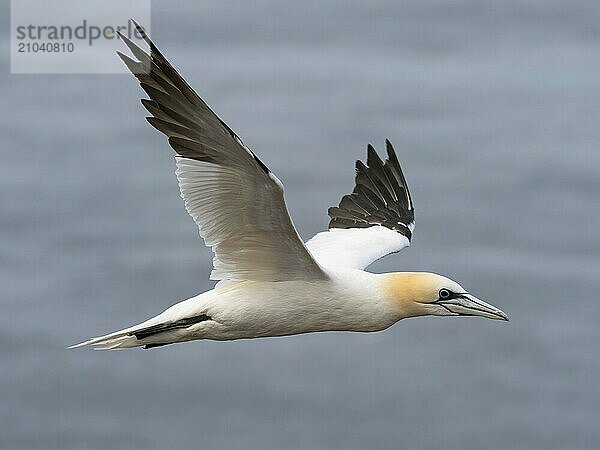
xmin=118 ymin=21 xmax=326 ymax=282
xmin=306 ymin=140 xmax=414 ymax=270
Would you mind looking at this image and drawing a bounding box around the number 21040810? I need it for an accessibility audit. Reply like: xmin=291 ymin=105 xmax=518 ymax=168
xmin=18 ymin=42 xmax=74 ymax=52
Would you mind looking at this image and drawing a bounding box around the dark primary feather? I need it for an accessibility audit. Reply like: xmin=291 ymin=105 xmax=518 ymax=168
xmin=116 ymin=20 xmax=271 ymax=173
xmin=328 ymin=140 xmax=414 ymax=240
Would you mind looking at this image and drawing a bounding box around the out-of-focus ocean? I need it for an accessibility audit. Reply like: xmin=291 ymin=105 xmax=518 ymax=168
xmin=1 ymin=1 xmax=599 ymax=448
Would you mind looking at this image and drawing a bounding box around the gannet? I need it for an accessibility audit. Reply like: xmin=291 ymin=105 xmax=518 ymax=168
xmin=70 ymin=21 xmax=508 ymax=351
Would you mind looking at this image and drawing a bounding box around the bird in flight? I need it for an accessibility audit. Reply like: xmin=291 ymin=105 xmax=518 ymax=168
xmin=71 ymin=21 xmax=507 ymax=351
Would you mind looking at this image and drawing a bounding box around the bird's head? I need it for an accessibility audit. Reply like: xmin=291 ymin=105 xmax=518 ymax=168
xmin=381 ymin=272 xmax=508 ymax=321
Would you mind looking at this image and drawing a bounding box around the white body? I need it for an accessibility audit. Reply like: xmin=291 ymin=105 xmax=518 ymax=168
xmin=197 ymin=272 xmax=391 ymax=340
xmin=82 ymin=269 xmax=404 ymax=349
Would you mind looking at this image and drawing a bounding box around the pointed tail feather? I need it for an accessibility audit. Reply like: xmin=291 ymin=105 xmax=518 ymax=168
xmin=68 ymin=326 xmax=143 ymax=350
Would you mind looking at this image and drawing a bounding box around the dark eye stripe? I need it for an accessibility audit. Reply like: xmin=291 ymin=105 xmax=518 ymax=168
xmin=437 ymin=290 xmax=469 ymax=302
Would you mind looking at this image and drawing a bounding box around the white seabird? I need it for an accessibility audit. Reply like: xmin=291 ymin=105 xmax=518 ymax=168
xmin=70 ymin=21 xmax=508 ymax=351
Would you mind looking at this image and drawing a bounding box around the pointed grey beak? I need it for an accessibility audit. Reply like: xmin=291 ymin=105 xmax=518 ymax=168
xmin=439 ymin=294 xmax=509 ymax=321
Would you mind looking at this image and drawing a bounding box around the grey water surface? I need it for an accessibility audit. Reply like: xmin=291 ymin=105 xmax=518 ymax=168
xmin=1 ymin=1 xmax=599 ymax=449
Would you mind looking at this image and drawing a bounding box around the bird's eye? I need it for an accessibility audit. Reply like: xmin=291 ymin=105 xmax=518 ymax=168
xmin=439 ymin=289 xmax=451 ymax=300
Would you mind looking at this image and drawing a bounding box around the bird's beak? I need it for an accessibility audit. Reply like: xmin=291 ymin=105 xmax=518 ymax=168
xmin=438 ymin=294 xmax=509 ymax=321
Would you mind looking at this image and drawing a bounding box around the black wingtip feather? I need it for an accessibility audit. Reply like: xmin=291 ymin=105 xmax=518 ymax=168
xmin=328 ymin=141 xmax=414 ymax=239
xmin=367 ymin=144 xmax=384 ymax=168
xmin=118 ymin=19 xmax=275 ymax=177
xmin=118 ymin=29 xmax=148 ymax=59
xmin=384 ymin=139 xmax=413 ymax=211
xmin=130 ymin=19 xmax=147 ymax=39
xmin=117 ymin=51 xmax=141 ymax=73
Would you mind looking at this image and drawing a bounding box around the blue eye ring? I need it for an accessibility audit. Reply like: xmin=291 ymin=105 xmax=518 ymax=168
xmin=439 ymin=288 xmax=451 ymax=300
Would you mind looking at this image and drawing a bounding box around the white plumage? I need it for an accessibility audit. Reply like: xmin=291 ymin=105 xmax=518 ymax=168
xmin=175 ymin=157 xmax=324 ymax=282
xmin=70 ymin=21 xmax=508 ymax=351
xmin=306 ymin=227 xmax=410 ymax=270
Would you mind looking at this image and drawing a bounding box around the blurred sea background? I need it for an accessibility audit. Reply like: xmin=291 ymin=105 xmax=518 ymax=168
xmin=1 ymin=1 xmax=599 ymax=448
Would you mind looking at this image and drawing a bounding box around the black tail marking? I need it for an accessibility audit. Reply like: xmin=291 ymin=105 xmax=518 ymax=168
xmin=130 ymin=314 xmax=211 ymax=340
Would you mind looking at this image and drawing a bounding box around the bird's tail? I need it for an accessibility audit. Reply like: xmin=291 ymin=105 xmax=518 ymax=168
xmin=68 ymin=311 xmax=212 ymax=350
xmin=68 ymin=326 xmax=143 ymax=350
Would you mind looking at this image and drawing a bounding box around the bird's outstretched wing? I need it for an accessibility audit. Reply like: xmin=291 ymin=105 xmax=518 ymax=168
xmin=306 ymin=140 xmax=414 ymax=270
xmin=118 ymin=21 xmax=326 ymax=282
